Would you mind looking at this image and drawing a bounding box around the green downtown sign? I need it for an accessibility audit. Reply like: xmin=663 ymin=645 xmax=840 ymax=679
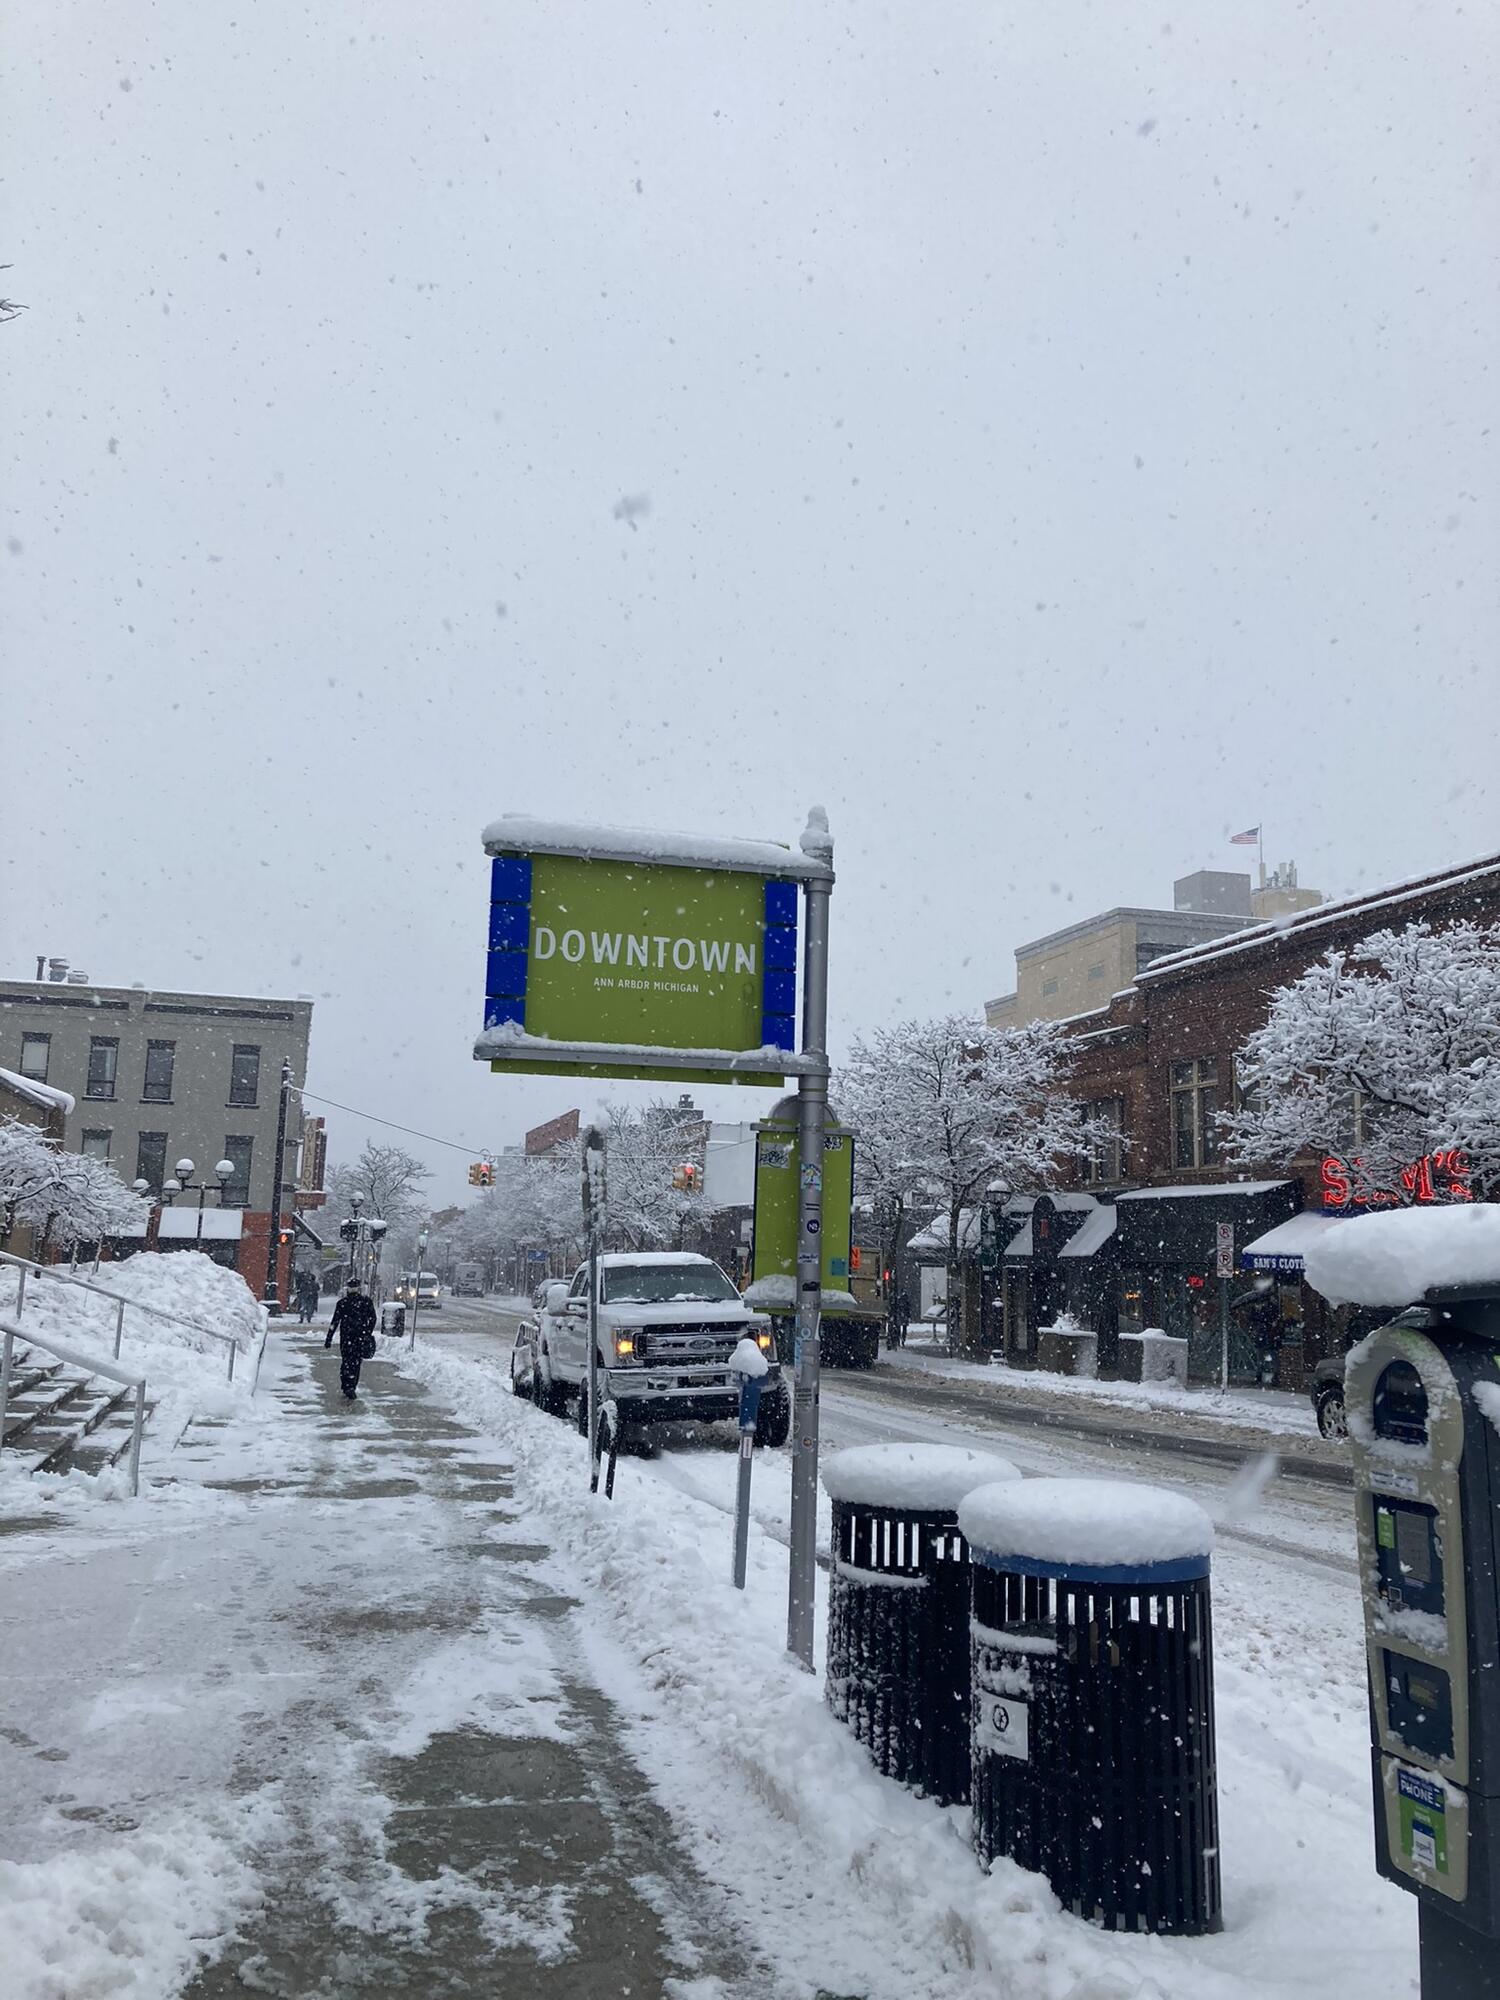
xmin=478 ymin=821 xmax=807 ymax=1085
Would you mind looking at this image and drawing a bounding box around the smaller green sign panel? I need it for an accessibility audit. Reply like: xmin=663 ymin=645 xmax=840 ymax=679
xmin=752 ymin=1122 xmax=854 ymax=1291
xmin=483 ymin=851 xmax=798 ymax=1085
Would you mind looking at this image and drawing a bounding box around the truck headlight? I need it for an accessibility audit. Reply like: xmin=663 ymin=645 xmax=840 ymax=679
xmin=613 ymin=1334 xmax=636 ymax=1359
xmin=756 ymin=1330 xmax=773 ymax=1352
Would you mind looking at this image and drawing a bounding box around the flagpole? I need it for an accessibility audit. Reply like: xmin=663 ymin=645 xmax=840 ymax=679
xmin=1258 ymin=827 xmax=1265 ymax=891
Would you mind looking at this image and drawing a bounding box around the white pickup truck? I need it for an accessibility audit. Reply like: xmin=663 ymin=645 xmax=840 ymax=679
xmin=513 ymin=1251 xmax=791 ymax=1448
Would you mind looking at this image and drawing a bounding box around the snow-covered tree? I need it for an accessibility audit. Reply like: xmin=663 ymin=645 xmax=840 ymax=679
xmin=0 ymin=1119 xmax=150 ymax=1255
xmin=1221 ymin=920 xmax=1500 ymax=1201
xmin=840 ymin=1014 xmax=1100 ymax=1344
xmin=597 ymin=1100 xmax=714 ymax=1251
xmin=325 ymin=1142 xmax=431 ymax=1224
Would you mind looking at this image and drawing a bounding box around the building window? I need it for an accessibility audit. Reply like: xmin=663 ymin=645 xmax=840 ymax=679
xmin=1087 ymin=962 xmax=1106 ymax=983
xmin=229 ymin=1044 xmax=261 ymax=1107
xmin=136 ymin=1131 xmax=168 ymax=1189
xmin=81 ymin=1130 xmax=112 ymax=1162
xmin=19 ymin=1033 xmax=51 ymax=1082
xmin=1171 ymin=1058 xmax=1220 ymax=1169
xmin=1042 ymin=977 xmax=1059 ymax=998
xmin=143 ymin=1039 xmax=176 ymax=1103
xmin=221 ymin=1135 xmax=254 ymax=1207
xmin=1084 ymin=1099 xmax=1125 ymax=1185
xmin=86 ymin=1037 xmax=119 ymax=1100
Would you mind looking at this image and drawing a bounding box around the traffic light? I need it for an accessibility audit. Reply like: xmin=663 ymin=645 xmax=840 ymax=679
xmin=671 ymin=1162 xmax=700 ymax=1193
xmin=278 ymin=1226 xmax=294 ymax=1247
xmin=468 ymin=1161 xmax=494 ymax=1187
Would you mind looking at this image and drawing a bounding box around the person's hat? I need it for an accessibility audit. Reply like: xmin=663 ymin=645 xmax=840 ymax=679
xmin=346 ymin=1277 xmax=361 ymax=1290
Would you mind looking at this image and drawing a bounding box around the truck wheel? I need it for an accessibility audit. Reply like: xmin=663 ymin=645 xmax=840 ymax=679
xmin=755 ymin=1386 xmax=791 ymax=1449
xmin=537 ymin=1355 xmax=567 ymax=1419
xmin=1316 ymin=1384 xmax=1348 ymax=1440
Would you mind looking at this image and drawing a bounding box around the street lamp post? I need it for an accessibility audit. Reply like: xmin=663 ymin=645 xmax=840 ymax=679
xmin=407 ymin=1228 xmax=429 ymax=1348
xmin=163 ymin=1158 xmax=237 ymax=1250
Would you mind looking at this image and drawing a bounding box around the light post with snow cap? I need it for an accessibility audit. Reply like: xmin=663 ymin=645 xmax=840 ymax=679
xmin=164 ymin=1157 xmax=237 ymax=1250
xmin=407 ymin=1227 xmax=429 ymax=1347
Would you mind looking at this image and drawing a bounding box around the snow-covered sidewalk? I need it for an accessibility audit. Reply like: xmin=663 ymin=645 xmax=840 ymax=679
xmin=3 ymin=1317 xmax=1414 ymax=1998
xmin=891 ymin=1339 xmax=1330 ymax=1448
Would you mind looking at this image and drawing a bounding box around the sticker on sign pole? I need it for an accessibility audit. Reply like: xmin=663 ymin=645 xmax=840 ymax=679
xmin=806 ymin=1217 xmax=821 ymax=1235
xmin=801 ymin=1163 xmax=822 ymax=1192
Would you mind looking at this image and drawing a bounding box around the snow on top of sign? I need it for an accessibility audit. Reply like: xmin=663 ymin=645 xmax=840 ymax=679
xmin=473 ymin=1025 xmax=822 ymax=1074
xmin=0 ymin=1066 xmax=76 ymax=1115
xmin=1303 ymin=1203 xmax=1500 ymax=1306
xmin=958 ymin=1478 xmax=1214 ymax=1567
xmin=741 ymin=1276 xmax=861 ymax=1313
xmin=482 ymin=813 xmax=833 ymax=880
xmin=821 ymin=1442 xmax=1021 ymax=1511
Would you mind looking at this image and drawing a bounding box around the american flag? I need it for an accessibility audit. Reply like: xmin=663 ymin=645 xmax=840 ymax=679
xmin=1230 ymin=826 xmax=1260 ymax=845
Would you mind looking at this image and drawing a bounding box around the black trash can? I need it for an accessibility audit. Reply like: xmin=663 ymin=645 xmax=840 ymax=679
xmin=960 ymin=1477 xmax=1222 ymax=1937
xmin=822 ymin=1444 xmax=1020 ymax=1806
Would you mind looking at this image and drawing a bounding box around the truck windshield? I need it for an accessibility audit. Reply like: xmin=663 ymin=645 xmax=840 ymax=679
xmin=602 ymin=1263 xmax=739 ymax=1304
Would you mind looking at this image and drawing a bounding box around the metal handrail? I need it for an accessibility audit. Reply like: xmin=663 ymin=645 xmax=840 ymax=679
xmin=0 ymin=1250 xmax=246 ymax=1385
xmin=0 ymin=1317 xmax=147 ymax=1496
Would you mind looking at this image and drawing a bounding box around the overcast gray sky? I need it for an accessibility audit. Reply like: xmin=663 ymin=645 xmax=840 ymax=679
xmin=5 ymin=2 xmax=1496 ymax=1205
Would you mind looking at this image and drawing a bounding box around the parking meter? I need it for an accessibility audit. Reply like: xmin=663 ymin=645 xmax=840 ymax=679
xmin=1345 ymin=1289 xmax=1500 ymax=1991
xmin=729 ymin=1339 xmax=767 ymax=1591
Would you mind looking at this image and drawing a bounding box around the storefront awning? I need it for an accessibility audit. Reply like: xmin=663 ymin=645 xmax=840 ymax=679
xmin=1059 ymin=1206 xmax=1118 ymax=1260
xmin=1239 ymin=1211 xmax=1343 ymax=1274
xmin=1113 ymin=1180 xmax=1299 ymax=1268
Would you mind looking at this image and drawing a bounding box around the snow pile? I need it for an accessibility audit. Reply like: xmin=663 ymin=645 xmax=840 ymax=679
xmin=1304 ymin=1203 xmax=1500 ymax=1306
xmin=960 ymin=1478 xmax=1214 ymax=1568
xmin=1 ymin=1250 xmax=264 ymax=1357
xmin=823 ymin=1441 xmax=1020 ymax=1510
xmin=742 ymin=1274 xmax=862 ymax=1313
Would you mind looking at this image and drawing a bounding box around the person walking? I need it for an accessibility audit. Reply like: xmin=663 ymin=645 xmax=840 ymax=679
xmin=295 ymin=1268 xmax=319 ymax=1325
xmin=326 ymin=1278 xmax=377 ymax=1401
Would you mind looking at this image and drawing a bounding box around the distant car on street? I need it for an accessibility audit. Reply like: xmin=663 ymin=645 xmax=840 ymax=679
xmin=1306 ymin=1308 xmax=1397 ymax=1439
xmin=394 ymin=1271 xmax=442 ymax=1310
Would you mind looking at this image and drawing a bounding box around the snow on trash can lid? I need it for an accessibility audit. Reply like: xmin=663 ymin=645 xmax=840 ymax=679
xmin=958 ymin=1478 xmax=1214 ymax=1580
xmin=820 ymin=1443 xmax=1021 ymax=1512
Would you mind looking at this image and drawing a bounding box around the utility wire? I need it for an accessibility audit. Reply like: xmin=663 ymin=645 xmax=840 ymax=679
xmin=296 ymin=1088 xmax=493 ymax=1160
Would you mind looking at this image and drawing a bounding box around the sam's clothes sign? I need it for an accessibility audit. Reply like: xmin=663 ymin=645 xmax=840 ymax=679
xmin=482 ymin=853 xmax=798 ymax=1084
xmin=1321 ymin=1150 xmax=1473 ymax=1214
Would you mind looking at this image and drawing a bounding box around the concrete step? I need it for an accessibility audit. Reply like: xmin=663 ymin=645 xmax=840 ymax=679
xmin=2 ymin=1367 xmax=92 ymax=1446
xmin=26 ymin=1383 xmax=139 ymax=1475
xmin=67 ymin=1401 xmax=154 ymax=1477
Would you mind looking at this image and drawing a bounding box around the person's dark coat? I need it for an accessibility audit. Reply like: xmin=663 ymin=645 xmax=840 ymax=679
xmin=327 ymin=1290 xmax=377 ymax=1398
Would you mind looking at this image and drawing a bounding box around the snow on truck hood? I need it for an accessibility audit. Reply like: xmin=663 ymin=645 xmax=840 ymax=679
xmin=601 ymin=1298 xmax=765 ymax=1327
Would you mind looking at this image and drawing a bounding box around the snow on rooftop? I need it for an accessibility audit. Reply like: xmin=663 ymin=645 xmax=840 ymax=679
xmin=0 ymin=1065 xmax=76 ymax=1115
xmin=822 ymin=1442 xmax=1021 ymax=1511
xmin=597 ymin=1250 xmax=718 ymax=1267
xmin=1304 ymin=1203 xmax=1500 ymax=1307
xmin=482 ymin=813 xmax=833 ymax=880
xmin=1114 ymin=1180 xmax=1289 ymax=1201
xmin=959 ymin=1478 xmax=1214 ymax=1569
xmin=1138 ymin=850 xmax=1500 ymax=982
xmin=906 ymin=1209 xmax=980 ymax=1255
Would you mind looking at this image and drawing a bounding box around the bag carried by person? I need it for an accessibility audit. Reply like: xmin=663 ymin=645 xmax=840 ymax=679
xmin=358 ymin=1328 xmax=377 ymax=1361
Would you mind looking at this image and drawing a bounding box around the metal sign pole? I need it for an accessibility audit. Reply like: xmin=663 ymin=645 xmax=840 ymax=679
xmin=787 ymin=811 xmax=834 ymax=1670
xmin=582 ymin=1126 xmax=607 ymax=1493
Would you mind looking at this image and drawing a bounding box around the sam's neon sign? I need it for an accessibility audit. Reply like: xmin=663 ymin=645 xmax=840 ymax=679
xmin=1321 ymin=1150 xmax=1473 ymax=1214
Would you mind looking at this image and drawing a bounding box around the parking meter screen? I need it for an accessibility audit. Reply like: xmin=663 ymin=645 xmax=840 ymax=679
xmin=1373 ymin=1499 xmax=1444 ymax=1619
xmin=1383 ymin=1652 xmax=1455 ymax=1762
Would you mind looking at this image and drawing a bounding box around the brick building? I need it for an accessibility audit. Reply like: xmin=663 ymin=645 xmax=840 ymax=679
xmin=0 ymin=968 xmax=314 ymax=1304
xmin=993 ymin=849 xmax=1500 ymax=1387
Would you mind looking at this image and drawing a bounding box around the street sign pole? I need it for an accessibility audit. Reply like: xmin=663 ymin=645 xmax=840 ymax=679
xmin=787 ymin=810 xmax=834 ymax=1670
xmin=582 ymin=1126 xmax=607 ymax=1493
xmin=1216 ymin=1222 xmax=1234 ymax=1391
